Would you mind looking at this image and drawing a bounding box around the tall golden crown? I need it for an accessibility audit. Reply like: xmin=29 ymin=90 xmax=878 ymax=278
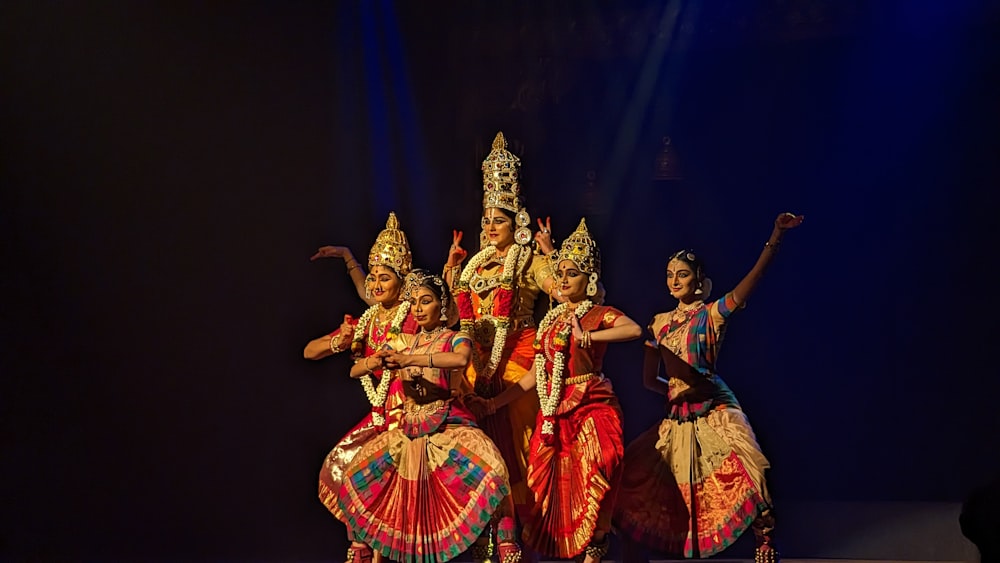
xmin=481 ymin=131 xmax=524 ymax=214
xmin=559 ymin=218 xmax=601 ymax=278
xmin=368 ymin=212 xmax=412 ymax=276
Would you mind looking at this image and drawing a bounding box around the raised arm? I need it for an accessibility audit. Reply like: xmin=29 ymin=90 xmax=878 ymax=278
xmin=311 ymin=245 xmax=374 ymax=306
xmin=443 ymin=230 xmax=468 ymax=289
xmin=730 ymin=212 xmax=804 ymax=306
xmin=303 ymin=314 xmax=355 ymax=360
xmin=533 ymin=216 xmax=565 ymax=303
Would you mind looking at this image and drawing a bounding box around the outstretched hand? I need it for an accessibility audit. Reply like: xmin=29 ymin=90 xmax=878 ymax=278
xmin=774 ymin=212 xmax=804 ymax=230
xmin=534 ymin=216 xmax=556 ymax=255
xmin=447 ymin=230 xmax=467 ymax=267
xmin=311 ymin=245 xmax=352 ymax=262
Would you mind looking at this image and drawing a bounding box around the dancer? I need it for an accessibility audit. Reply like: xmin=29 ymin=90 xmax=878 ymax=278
xmin=613 ymin=212 xmax=803 ymax=563
xmin=309 ymin=212 xmax=419 ymax=563
xmin=473 ymin=219 xmax=641 ymax=563
xmin=337 ymin=270 xmax=521 ymax=563
xmin=443 ymin=132 xmax=558 ymax=537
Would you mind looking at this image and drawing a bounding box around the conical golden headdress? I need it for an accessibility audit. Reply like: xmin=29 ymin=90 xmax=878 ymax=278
xmin=481 ymin=131 xmax=533 ymax=246
xmin=368 ymin=212 xmax=412 ymax=276
xmin=559 ymin=218 xmax=601 ymax=279
xmin=482 ymin=131 xmax=524 ymax=215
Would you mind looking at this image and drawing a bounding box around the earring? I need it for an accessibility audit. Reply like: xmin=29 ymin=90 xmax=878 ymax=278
xmin=694 ymin=282 xmax=703 ymax=296
xmin=586 ymin=273 xmax=599 ymax=297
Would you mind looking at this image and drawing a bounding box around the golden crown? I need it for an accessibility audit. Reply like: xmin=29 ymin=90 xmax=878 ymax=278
xmin=559 ymin=218 xmax=601 ymax=278
xmin=481 ymin=131 xmax=524 ymax=214
xmin=368 ymin=212 xmax=412 ymax=276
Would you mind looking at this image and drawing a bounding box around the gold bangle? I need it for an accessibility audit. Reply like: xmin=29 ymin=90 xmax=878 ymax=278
xmin=329 ymin=334 xmax=342 ymax=353
xmin=427 ymin=353 xmax=434 ymax=368
xmin=764 ymin=240 xmax=781 ymax=252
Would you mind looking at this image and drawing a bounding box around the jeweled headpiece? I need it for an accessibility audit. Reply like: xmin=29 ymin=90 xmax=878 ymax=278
xmin=559 ymin=218 xmax=602 ymax=297
xmin=368 ymin=212 xmax=412 ymax=276
xmin=403 ymin=269 xmax=456 ymax=325
xmin=481 ymin=131 xmax=533 ymax=246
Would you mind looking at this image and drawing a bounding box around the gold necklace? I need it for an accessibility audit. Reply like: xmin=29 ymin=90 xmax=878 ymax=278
xmin=376 ymin=302 xmax=401 ymax=324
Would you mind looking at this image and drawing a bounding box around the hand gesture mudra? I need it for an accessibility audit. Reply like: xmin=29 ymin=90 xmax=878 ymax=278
xmin=311 ymin=245 xmax=352 ymax=262
xmin=534 ymin=216 xmax=556 ymax=255
xmin=569 ymin=312 xmax=585 ymax=341
xmin=382 ymin=350 xmax=407 ymax=370
xmin=339 ymin=314 xmax=355 ymax=342
xmin=447 ymin=230 xmax=467 ymax=267
xmin=774 ymin=212 xmax=804 ymax=230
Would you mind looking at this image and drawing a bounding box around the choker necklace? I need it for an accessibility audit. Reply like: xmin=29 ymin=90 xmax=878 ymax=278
xmin=419 ymin=326 xmax=446 ymax=339
xmin=676 ymin=300 xmax=704 ymax=312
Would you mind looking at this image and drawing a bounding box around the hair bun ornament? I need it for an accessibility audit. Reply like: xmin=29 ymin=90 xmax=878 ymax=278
xmin=694 ymin=277 xmax=713 ymax=299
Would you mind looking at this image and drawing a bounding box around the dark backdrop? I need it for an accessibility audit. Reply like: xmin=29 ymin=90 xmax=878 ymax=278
xmin=3 ymin=1 xmax=1000 ymax=560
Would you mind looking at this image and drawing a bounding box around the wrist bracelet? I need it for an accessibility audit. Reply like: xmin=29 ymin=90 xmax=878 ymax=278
xmin=428 ymin=353 xmax=434 ymax=368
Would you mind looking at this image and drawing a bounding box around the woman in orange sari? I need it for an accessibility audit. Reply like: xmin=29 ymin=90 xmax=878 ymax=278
xmin=444 ymin=132 xmax=559 ymax=562
xmin=304 ymin=212 xmax=419 ymax=563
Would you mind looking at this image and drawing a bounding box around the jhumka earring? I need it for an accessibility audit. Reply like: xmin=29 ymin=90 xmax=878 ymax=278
xmin=586 ymin=273 xmax=599 ymax=297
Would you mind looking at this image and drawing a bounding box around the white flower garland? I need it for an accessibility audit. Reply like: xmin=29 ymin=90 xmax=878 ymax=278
xmin=361 ymin=371 xmax=393 ymax=427
xmin=533 ymin=299 xmax=594 ymax=436
xmin=459 ymin=245 xmax=527 ymax=385
xmin=351 ymin=300 xmax=409 ymax=425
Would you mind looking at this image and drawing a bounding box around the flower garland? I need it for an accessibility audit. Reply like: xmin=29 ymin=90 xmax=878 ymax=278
xmin=350 ymin=300 xmax=409 ymax=427
xmin=533 ymin=299 xmax=594 ymax=443
xmin=361 ymin=367 xmax=393 ymax=428
xmin=454 ymin=244 xmax=527 ymax=390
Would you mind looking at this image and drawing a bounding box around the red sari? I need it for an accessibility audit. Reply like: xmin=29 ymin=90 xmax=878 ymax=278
xmin=522 ymin=305 xmax=625 ymax=559
xmin=317 ymin=308 xmax=419 ymax=531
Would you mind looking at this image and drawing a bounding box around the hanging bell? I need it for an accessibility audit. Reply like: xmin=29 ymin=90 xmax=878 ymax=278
xmin=653 ymin=136 xmax=683 ymax=181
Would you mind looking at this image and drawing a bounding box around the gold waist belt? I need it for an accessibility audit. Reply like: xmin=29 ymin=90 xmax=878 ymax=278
xmin=403 ymin=399 xmax=447 ymax=413
xmin=564 ymin=372 xmax=602 ymax=385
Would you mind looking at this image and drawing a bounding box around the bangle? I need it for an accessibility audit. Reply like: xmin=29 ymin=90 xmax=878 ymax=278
xmin=443 ymin=264 xmax=461 ymax=283
xmin=366 ymin=357 xmax=376 ymax=373
xmin=764 ymin=240 xmax=781 ymax=252
xmin=487 ymin=398 xmax=496 ymax=415
xmin=579 ymin=330 xmax=593 ymax=349
xmin=329 ymin=334 xmax=342 ymax=353
xmin=428 ymin=354 xmax=434 ymax=368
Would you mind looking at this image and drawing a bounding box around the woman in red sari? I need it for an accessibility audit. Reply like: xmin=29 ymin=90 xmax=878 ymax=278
xmin=304 ymin=212 xmax=420 ymax=563
xmin=473 ymin=219 xmax=642 ymax=563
